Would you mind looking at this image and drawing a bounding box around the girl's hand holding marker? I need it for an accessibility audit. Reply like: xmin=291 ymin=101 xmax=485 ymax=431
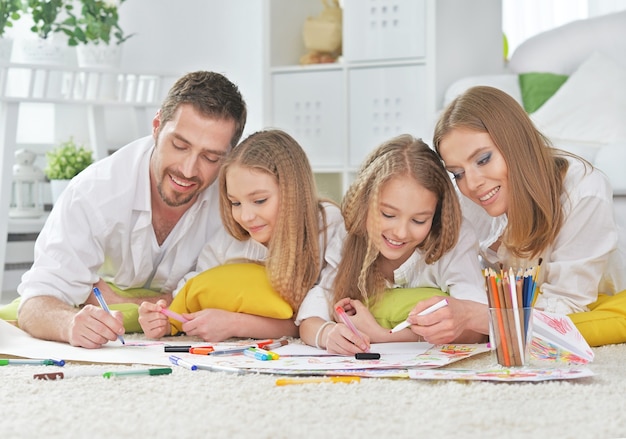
xmin=389 ymin=299 xmax=449 ymax=333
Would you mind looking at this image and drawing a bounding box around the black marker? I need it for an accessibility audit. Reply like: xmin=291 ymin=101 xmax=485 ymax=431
xmin=355 ymin=352 xmax=381 ymax=360
xmin=164 ymin=346 xmax=191 ymax=353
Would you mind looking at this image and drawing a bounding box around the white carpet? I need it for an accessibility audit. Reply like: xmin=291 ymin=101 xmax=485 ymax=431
xmin=1 ymin=334 xmax=626 ymax=439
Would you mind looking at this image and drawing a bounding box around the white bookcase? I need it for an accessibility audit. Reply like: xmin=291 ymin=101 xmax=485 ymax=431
xmin=267 ymin=0 xmax=503 ymax=200
xmin=0 ymin=61 xmax=178 ymax=302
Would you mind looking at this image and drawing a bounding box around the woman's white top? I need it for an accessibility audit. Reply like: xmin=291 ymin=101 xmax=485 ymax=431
xmin=175 ymin=202 xmax=347 ymax=326
xmin=463 ymin=157 xmax=626 ymax=314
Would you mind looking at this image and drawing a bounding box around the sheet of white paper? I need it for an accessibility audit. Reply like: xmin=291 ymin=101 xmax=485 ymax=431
xmin=0 ymin=319 xmax=170 ymax=366
xmin=0 ymin=319 xmax=486 ymax=372
xmin=408 ymin=367 xmax=594 ymax=382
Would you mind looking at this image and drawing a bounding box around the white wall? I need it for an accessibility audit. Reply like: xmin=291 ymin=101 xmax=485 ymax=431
xmin=118 ymin=0 xmax=266 ymax=137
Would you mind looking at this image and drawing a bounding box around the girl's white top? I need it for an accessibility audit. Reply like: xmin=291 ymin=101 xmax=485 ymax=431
xmin=175 ymin=202 xmax=347 ymax=325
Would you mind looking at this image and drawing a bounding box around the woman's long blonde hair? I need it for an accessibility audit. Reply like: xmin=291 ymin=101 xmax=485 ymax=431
xmin=218 ymin=129 xmax=327 ymax=312
xmin=433 ymin=85 xmax=571 ymax=259
xmin=332 ymin=135 xmax=461 ymax=305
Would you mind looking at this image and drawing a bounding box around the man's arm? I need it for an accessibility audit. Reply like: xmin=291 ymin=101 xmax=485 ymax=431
xmin=18 ymin=296 xmax=126 ymax=349
xmin=84 ymin=279 xmax=173 ymax=307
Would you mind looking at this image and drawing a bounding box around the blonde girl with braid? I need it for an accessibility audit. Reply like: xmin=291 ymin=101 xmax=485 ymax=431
xmin=139 ymin=129 xmax=345 ymax=341
xmin=300 ymin=135 xmax=488 ymax=354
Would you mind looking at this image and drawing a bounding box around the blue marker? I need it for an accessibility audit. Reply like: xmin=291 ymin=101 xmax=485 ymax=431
xmin=1 ymin=358 xmax=65 ymax=366
xmin=93 ymin=287 xmax=126 ymax=345
xmin=169 ymin=355 xmax=198 ymax=371
xmin=243 ymin=348 xmax=269 ymax=361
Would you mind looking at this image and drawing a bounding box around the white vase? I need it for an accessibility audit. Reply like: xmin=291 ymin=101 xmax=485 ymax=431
xmin=75 ymin=44 xmax=122 ymax=100
xmin=50 ymin=179 xmax=70 ymax=205
xmin=12 ymin=37 xmax=75 ymax=66
xmin=10 ymin=38 xmax=76 ymax=99
xmin=76 ymin=44 xmax=122 ymax=69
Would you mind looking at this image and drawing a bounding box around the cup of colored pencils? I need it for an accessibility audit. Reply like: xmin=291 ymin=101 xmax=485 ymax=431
xmin=485 ymin=264 xmax=540 ymax=367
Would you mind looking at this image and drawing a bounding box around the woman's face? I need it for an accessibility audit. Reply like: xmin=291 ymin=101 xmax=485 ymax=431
xmin=438 ymin=128 xmax=510 ymax=217
xmin=225 ymin=164 xmax=280 ymax=246
xmin=366 ymin=175 xmax=437 ymax=271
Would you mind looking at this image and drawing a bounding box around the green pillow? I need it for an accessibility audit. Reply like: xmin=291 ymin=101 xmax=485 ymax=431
xmin=368 ymin=287 xmax=449 ymax=329
xmin=0 ymin=297 xmax=142 ymax=333
xmin=518 ymin=72 xmax=569 ymax=114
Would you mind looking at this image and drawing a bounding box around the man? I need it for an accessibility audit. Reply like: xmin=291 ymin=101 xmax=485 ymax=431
xmin=17 ymin=71 xmax=247 ymax=348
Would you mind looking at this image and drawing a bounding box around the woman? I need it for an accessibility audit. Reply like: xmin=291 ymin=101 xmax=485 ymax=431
xmin=433 ymin=85 xmax=626 ymax=346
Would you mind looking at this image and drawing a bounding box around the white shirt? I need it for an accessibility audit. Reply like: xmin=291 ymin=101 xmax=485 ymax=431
xmin=18 ymin=136 xmax=225 ymax=307
xmin=174 ymin=202 xmax=347 ymax=326
xmin=297 ymin=219 xmax=488 ymax=324
xmin=463 ymin=157 xmax=626 ymax=315
xmin=390 ymin=220 xmax=488 ymax=303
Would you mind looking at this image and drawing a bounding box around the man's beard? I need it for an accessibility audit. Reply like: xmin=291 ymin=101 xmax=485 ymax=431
xmin=157 ymin=179 xmax=198 ymax=207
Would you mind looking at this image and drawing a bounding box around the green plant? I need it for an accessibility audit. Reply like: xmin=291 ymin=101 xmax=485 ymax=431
xmin=0 ymin=0 xmax=25 ymax=37
xmin=27 ymin=0 xmax=68 ymax=39
xmin=44 ymin=138 xmax=94 ymax=180
xmin=60 ymin=0 xmax=132 ymax=46
xmin=26 ymin=0 xmax=132 ymax=45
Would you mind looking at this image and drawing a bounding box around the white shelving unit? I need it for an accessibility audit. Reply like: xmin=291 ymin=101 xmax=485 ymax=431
xmin=266 ymin=0 xmax=503 ymax=200
xmin=0 ymin=61 xmax=178 ymax=301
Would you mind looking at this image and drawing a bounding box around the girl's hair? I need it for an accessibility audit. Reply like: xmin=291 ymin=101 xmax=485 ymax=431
xmin=433 ymin=85 xmax=569 ymax=259
xmin=332 ymin=134 xmax=461 ymax=305
xmin=218 ymin=129 xmax=327 ymax=312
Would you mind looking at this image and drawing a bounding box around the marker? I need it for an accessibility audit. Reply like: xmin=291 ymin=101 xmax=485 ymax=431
xmin=263 ymin=339 xmax=289 ymax=350
xmin=389 ymin=299 xmax=449 ymax=333
xmin=103 ymin=367 xmax=172 ymax=378
xmin=253 ymin=347 xmax=279 ymax=360
xmin=1 ymin=358 xmax=65 ymax=366
xmin=254 ymin=339 xmax=274 ymax=348
xmin=92 ymin=287 xmax=126 ymax=345
xmin=169 ymin=355 xmax=198 ymax=371
xmin=195 ymin=364 xmax=246 ymax=375
xmin=275 ymin=376 xmax=361 ymax=386
xmin=189 ymin=347 xmax=215 ymax=355
xmin=243 ymin=348 xmax=270 ymax=361
xmin=160 ymin=308 xmax=188 ymax=323
xmin=335 ymin=306 xmax=370 ymax=352
xmin=208 ymin=347 xmax=253 ymax=356
xmin=164 ymin=346 xmax=192 ymax=353
xmin=355 ymin=352 xmax=380 ymax=360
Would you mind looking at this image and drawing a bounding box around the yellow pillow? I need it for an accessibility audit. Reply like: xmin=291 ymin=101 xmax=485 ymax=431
xmin=569 ymin=290 xmax=626 ymax=347
xmin=169 ymin=262 xmax=293 ymax=334
xmin=369 ymin=287 xmax=449 ymax=329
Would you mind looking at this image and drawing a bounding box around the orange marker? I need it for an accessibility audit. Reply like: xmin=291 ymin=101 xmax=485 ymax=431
xmin=189 ymin=347 xmax=214 ymax=355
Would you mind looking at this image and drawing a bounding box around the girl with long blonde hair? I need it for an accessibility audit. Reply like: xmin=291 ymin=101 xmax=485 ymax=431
xmin=301 ymin=135 xmax=488 ymax=354
xmin=139 ymin=129 xmax=345 ymax=341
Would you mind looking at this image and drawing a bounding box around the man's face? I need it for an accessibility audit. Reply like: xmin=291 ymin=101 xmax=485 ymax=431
xmin=150 ymin=104 xmax=236 ymax=207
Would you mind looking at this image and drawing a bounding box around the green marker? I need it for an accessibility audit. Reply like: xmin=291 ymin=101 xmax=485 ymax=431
xmin=103 ymin=367 xmax=172 ymax=378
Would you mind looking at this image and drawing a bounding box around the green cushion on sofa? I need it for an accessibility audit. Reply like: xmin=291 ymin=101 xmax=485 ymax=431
xmin=518 ymin=72 xmax=569 ymax=113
